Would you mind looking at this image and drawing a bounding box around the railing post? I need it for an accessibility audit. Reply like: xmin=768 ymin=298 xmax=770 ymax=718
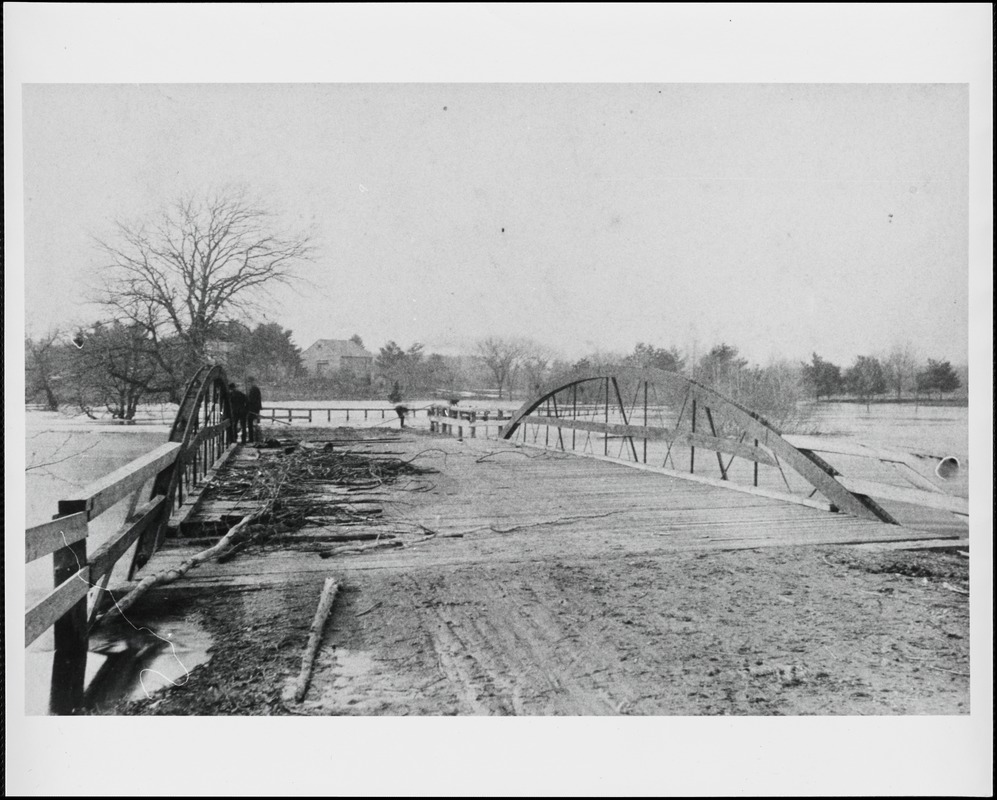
xmin=754 ymin=439 xmax=759 ymax=486
xmin=604 ymin=378 xmax=609 ymax=456
xmin=689 ymin=399 xmax=697 ymax=473
xmin=643 ymin=380 xmax=648 ymax=464
xmin=51 ymin=501 xmax=89 ymax=714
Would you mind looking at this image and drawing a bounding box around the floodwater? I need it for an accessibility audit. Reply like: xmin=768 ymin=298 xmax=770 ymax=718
xmin=19 ymin=400 xmax=969 ymax=713
xmin=808 ymin=402 xmax=968 ymax=465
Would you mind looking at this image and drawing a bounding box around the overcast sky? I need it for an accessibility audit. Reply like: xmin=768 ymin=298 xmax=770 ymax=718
xmin=21 ymin=81 xmax=970 ymax=367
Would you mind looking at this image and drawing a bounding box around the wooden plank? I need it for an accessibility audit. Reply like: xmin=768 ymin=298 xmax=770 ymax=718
xmin=850 ymin=538 xmax=968 ymax=552
xmin=783 ymin=434 xmax=951 ymax=465
xmin=25 ymin=512 xmax=88 ymax=563
xmin=25 ymin=567 xmax=89 ymax=646
xmin=835 ymin=476 xmax=968 ymax=515
xmin=521 ymin=415 xmax=779 ymax=467
xmin=89 ymin=496 xmax=167 ymax=583
xmin=58 ymin=442 xmax=181 ymax=520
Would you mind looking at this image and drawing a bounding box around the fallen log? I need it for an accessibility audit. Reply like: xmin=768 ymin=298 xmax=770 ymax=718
xmin=100 ymin=510 xmax=263 ymax=623
xmin=293 ymin=577 xmax=340 ymax=702
xmin=304 ymin=531 xmax=397 ymax=543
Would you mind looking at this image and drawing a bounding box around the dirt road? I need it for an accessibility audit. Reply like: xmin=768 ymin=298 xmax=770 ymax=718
xmin=297 ymin=547 xmax=969 ymax=716
xmin=102 ymin=545 xmax=970 ymax=716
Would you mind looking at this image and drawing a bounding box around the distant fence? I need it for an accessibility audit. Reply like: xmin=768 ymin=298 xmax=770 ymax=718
xmin=261 ymin=406 xmax=423 ymax=424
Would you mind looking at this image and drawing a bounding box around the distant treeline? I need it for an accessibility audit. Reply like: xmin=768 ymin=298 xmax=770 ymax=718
xmin=26 ymin=323 xmax=966 ymax=429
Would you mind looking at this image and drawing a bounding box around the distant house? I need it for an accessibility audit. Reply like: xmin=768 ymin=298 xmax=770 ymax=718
xmin=301 ymin=339 xmax=374 ymax=378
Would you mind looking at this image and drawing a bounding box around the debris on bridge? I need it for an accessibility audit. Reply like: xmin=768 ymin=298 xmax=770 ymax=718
xmin=174 ymin=428 xmax=439 ymax=544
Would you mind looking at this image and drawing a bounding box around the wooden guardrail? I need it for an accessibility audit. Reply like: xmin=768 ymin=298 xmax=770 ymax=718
xmin=427 ymin=406 xmax=515 ymax=438
xmin=262 ymin=406 xmax=422 ymax=423
xmin=25 ymin=425 xmax=234 ymax=655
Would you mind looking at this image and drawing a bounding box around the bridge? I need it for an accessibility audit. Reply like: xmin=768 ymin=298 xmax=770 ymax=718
xmin=24 ymin=365 xmax=969 ymax=714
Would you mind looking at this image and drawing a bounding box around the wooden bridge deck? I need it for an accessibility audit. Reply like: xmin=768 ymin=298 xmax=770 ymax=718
xmin=134 ymin=432 xmax=965 ymax=588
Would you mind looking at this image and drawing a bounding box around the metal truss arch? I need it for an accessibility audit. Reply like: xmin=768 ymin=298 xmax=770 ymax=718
xmin=501 ymin=368 xmax=897 ymax=524
xmin=130 ymin=365 xmax=234 ymax=574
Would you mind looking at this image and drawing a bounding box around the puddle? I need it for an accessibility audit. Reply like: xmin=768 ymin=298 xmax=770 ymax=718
xmin=25 ymin=616 xmax=214 ymax=715
xmin=88 ymin=618 xmax=214 ymax=709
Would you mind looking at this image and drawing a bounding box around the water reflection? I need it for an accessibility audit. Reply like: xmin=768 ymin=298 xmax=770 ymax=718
xmin=33 ymin=616 xmax=214 ymax=715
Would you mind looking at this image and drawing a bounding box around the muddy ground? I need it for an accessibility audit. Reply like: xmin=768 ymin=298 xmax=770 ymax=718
xmin=95 ymin=544 xmax=969 ymax=716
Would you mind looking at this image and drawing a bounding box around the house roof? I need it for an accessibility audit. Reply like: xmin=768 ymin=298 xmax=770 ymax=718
xmin=303 ymin=339 xmax=373 ymax=359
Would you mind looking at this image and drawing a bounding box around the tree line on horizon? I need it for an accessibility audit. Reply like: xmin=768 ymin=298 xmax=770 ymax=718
xmin=26 ymin=322 xmax=966 ymax=423
xmin=22 ymin=188 xmax=965 ymax=421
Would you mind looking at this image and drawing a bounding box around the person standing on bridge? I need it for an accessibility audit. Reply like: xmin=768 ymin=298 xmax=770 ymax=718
xmin=247 ymin=376 xmax=263 ymax=443
xmin=227 ymin=382 xmax=249 ymax=444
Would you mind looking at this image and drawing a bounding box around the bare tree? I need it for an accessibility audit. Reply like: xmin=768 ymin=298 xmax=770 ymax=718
xmin=95 ymin=191 xmax=314 ymax=394
xmin=25 ymin=329 xmax=68 ymax=410
xmin=68 ymin=320 xmax=175 ymax=420
xmin=476 ymin=337 xmax=528 ymax=400
xmin=518 ymin=341 xmax=559 ymax=398
xmin=882 ymin=343 xmax=919 ymax=401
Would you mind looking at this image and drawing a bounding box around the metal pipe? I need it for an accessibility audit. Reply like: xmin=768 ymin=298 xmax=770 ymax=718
xmin=754 ymin=439 xmax=759 ymax=486
xmin=643 ymin=381 xmax=648 ymax=463
xmin=572 ymin=384 xmax=577 ymax=450
xmin=604 ymin=378 xmax=609 ymax=456
xmin=690 ymin=398 xmax=697 ymax=473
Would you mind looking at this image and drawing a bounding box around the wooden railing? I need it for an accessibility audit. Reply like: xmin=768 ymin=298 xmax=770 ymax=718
xmin=426 ymin=406 xmax=514 ymax=438
xmin=24 ymin=423 xmax=234 ymax=657
xmin=262 ymin=406 xmax=422 ymax=424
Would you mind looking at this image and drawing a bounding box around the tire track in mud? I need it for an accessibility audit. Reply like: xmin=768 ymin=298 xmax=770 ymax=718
xmin=484 ymin=579 xmax=624 ymax=715
xmin=406 ymin=573 xmax=522 ymax=715
xmin=405 ymin=570 xmax=633 ymax=715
